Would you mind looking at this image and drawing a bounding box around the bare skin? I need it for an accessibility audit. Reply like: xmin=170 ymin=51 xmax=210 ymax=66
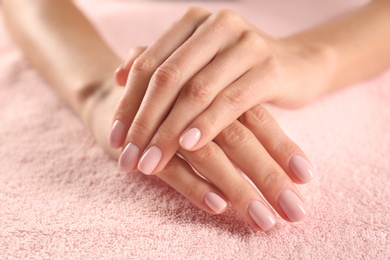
xmin=111 ymin=1 xmax=390 ymax=179
xmin=2 ymin=0 xmax=314 ymax=231
xmin=7 ymin=0 xmax=390 ymax=230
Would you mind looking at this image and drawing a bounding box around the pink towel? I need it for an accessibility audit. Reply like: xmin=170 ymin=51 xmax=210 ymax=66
xmin=1 ymin=0 xmax=389 ymax=258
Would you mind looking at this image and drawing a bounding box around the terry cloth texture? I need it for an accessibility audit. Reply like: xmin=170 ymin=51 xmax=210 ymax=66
xmin=0 ymin=0 xmax=389 ymax=259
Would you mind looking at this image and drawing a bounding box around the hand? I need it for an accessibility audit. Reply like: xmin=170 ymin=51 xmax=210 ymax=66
xmin=108 ymin=7 xmax=327 ymax=176
xmin=105 ymin=85 xmax=315 ymax=231
xmin=173 ymin=106 xmax=314 ymax=230
xmin=106 ymin=48 xmax=315 ymax=230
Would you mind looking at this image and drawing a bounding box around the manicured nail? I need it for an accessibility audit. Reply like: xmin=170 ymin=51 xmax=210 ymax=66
xmin=289 ymin=155 xmax=316 ymax=183
xmin=204 ymin=192 xmax=227 ymax=214
xmin=180 ymin=128 xmax=201 ymax=150
xmin=278 ymin=189 xmax=306 ymax=222
xmin=118 ymin=142 xmax=140 ymax=172
xmin=138 ymin=146 xmax=162 ymax=175
xmin=108 ymin=120 xmax=126 ymax=148
xmin=248 ymin=200 xmax=276 ymax=231
xmin=115 ymin=64 xmax=124 ymax=75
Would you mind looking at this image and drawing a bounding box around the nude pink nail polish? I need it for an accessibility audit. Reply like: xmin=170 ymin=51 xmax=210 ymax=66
xmin=108 ymin=120 xmax=126 ymax=149
xmin=248 ymin=200 xmax=277 ymax=231
xmin=138 ymin=146 xmax=162 ymax=175
xmin=180 ymin=128 xmax=201 ymax=150
xmin=278 ymin=189 xmax=306 ymax=222
xmin=115 ymin=64 xmax=124 ymax=75
xmin=204 ymin=192 xmax=227 ymax=214
xmin=289 ymin=155 xmax=316 ymax=183
xmin=118 ymin=142 xmax=140 ymax=172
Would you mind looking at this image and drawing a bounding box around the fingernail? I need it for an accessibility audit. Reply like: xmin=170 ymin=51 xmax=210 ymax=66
xmin=109 ymin=120 xmax=126 ymax=148
xmin=204 ymin=192 xmax=227 ymax=214
xmin=289 ymin=155 xmax=316 ymax=183
xmin=115 ymin=64 xmax=124 ymax=75
xmin=278 ymin=189 xmax=306 ymax=222
xmin=118 ymin=142 xmax=140 ymax=172
xmin=248 ymin=200 xmax=277 ymax=231
xmin=180 ymin=128 xmax=201 ymax=150
xmin=138 ymin=146 xmax=162 ymax=175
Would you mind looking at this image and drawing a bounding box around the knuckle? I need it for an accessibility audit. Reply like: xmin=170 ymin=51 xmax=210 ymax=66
xmin=185 ymin=6 xmax=208 ymax=18
xmin=265 ymin=56 xmax=280 ymax=76
xmin=128 ymin=46 xmax=147 ymax=59
xmin=132 ymin=56 xmax=157 ymax=74
xmin=218 ymin=122 xmax=249 ymax=149
xmin=221 ymin=88 xmax=245 ymax=112
xmin=190 ymin=143 xmax=218 ymax=165
xmin=116 ymin=97 xmax=132 ymax=115
xmin=211 ymin=9 xmax=242 ymax=33
xmin=272 ymin=137 xmax=298 ymax=156
xmin=241 ymin=105 xmax=270 ymax=127
xmin=258 ymin=168 xmax=285 ymax=188
xmin=216 ymin=9 xmax=240 ymax=23
xmin=241 ymin=30 xmax=269 ymax=55
xmin=180 ymin=7 xmax=210 ymax=31
xmin=183 ymin=180 xmax=204 ymax=200
xmin=152 ymin=62 xmax=182 ymax=88
xmin=183 ymin=78 xmax=212 ymax=104
xmin=130 ymin=119 xmax=153 ymax=138
xmin=228 ymin=182 xmax=251 ymax=205
xmin=153 ymin=125 xmax=178 ymax=144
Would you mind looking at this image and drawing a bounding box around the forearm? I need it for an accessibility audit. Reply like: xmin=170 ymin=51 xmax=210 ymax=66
xmin=285 ymin=0 xmax=390 ymax=94
xmin=3 ymin=0 xmax=390 ymax=113
xmin=2 ymin=0 xmax=121 ymax=115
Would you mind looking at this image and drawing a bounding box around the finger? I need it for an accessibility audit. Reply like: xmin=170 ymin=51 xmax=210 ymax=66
xmin=179 ymin=63 xmax=276 ymax=151
xmin=156 ymin=155 xmax=228 ymax=215
xmin=137 ymin=29 xmax=262 ymax=175
xmin=109 ymin=7 xmax=211 ymax=150
xmin=114 ymin=46 xmax=147 ymax=87
xmin=180 ymin=142 xmax=277 ymax=231
xmin=240 ymin=105 xmax=316 ymax=184
xmin=134 ymin=10 xmax=250 ymax=175
xmin=213 ymin=120 xmax=307 ymax=222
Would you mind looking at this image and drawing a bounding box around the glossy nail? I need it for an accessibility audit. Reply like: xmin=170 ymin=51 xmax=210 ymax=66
xmin=115 ymin=64 xmax=124 ymax=75
xmin=204 ymin=192 xmax=227 ymax=214
xmin=289 ymin=155 xmax=316 ymax=183
xmin=180 ymin=128 xmax=201 ymax=150
xmin=248 ymin=200 xmax=277 ymax=231
xmin=118 ymin=142 xmax=140 ymax=172
xmin=278 ymin=189 xmax=306 ymax=222
xmin=138 ymin=146 xmax=162 ymax=175
xmin=109 ymin=120 xmax=126 ymax=148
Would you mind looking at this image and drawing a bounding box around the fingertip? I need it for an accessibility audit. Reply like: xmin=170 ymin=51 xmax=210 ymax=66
xmin=114 ymin=65 xmax=127 ymax=87
xmin=179 ymin=127 xmax=201 ymax=150
xmin=204 ymin=191 xmax=228 ymax=214
xmin=137 ymin=146 xmax=162 ymax=175
xmin=108 ymin=120 xmax=126 ymax=149
xmin=118 ymin=142 xmax=140 ymax=173
xmin=289 ymin=155 xmax=316 ymax=183
xmin=278 ymin=189 xmax=307 ymax=222
xmin=248 ymin=200 xmax=277 ymax=232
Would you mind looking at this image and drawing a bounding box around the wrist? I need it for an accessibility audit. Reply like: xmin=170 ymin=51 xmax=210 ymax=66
xmin=303 ymin=41 xmax=337 ymax=97
xmin=80 ymin=79 xmax=116 ymax=127
xmin=282 ymin=35 xmax=338 ymax=98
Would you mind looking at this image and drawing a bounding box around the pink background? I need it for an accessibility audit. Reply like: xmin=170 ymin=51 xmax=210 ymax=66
xmin=1 ymin=0 xmax=389 ymax=258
